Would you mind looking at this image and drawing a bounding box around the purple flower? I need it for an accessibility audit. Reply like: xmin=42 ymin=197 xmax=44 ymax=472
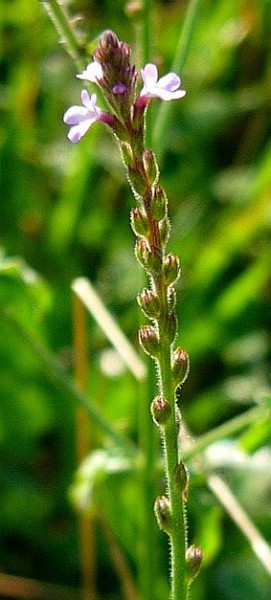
xmin=63 ymin=90 xmax=102 ymax=143
xmin=77 ymin=61 xmax=103 ymax=83
xmin=140 ymin=63 xmax=186 ymax=101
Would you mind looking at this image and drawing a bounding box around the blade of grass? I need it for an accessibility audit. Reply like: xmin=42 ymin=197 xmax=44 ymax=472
xmin=208 ymin=474 xmax=271 ymax=576
xmin=72 ymin=278 xmax=146 ymax=381
xmin=72 ymin=277 xmax=157 ymax=600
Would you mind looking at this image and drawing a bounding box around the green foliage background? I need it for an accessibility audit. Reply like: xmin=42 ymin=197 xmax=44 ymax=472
xmin=0 ymin=1 xmax=270 ymax=599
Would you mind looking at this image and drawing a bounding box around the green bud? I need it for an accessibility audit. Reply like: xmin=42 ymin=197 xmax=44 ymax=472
xmin=186 ymin=545 xmax=202 ymax=582
xmin=135 ymin=239 xmax=162 ymax=274
xmin=151 ymin=395 xmax=171 ymax=426
xmin=174 ymin=462 xmax=189 ymax=500
xmin=139 ymin=325 xmax=160 ymax=359
xmin=164 ymin=313 xmax=178 ymax=345
xmin=128 ymin=165 xmax=146 ymax=197
xmin=159 ymin=217 xmax=171 ymax=246
xmin=171 ymin=348 xmax=190 ymax=388
xmin=135 ymin=238 xmax=150 ymax=269
xmin=130 ymin=207 xmax=149 ymax=237
xmin=163 ymin=254 xmax=181 ymax=286
xmin=167 ymin=286 xmax=176 ymax=313
xmin=154 ymin=496 xmax=172 ymax=535
xmin=142 ymin=149 xmax=159 ymax=186
xmin=120 ymin=141 xmax=134 ymax=167
xmin=137 ymin=288 xmax=160 ymax=319
xmin=150 ymin=186 xmax=167 ymax=221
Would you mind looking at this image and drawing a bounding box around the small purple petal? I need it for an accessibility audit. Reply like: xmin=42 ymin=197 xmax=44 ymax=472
xmin=63 ymin=106 xmax=89 ymax=125
xmin=139 ymin=62 xmax=186 ymax=102
xmin=141 ymin=63 xmax=158 ymax=87
xmin=156 ymin=73 xmax=181 ymax=92
xmin=63 ymin=91 xmax=102 ymax=143
xmin=112 ymin=82 xmax=128 ymax=95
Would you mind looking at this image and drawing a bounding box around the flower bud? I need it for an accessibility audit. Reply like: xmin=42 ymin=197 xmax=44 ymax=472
xmin=150 ymin=186 xmax=167 ymax=221
xmin=130 ymin=207 xmax=149 ymax=237
xmin=137 ymin=288 xmax=160 ymax=319
xmin=159 ymin=217 xmax=171 ymax=246
xmin=171 ymin=348 xmax=190 ymax=388
xmin=142 ymin=149 xmax=159 ymax=186
xmin=120 ymin=141 xmax=134 ymax=167
xmin=135 ymin=239 xmax=162 ymax=273
xmin=151 ymin=395 xmax=171 ymax=426
xmin=167 ymin=286 xmax=176 ymax=313
xmin=174 ymin=462 xmax=189 ymax=500
xmin=135 ymin=238 xmax=150 ymax=269
xmin=163 ymin=254 xmax=181 ymax=286
xmin=164 ymin=313 xmax=177 ymax=345
xmin=186 ymin=545 xmax=202 ymax=582
xmin=128 ymin=165 xmax=146 ymax=197
xmin=154 ymin=496 xmax=172 ymax=535
xmin=139 ymin=325 xmax=160 ymax=359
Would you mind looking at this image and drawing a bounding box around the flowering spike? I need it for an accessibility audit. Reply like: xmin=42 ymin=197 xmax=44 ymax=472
xmin=91 ymin=30 xmax=138 ymax=120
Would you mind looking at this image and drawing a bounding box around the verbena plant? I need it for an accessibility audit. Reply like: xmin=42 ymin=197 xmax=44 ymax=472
xmin=34 ymin=2 xmax=271 ymax=599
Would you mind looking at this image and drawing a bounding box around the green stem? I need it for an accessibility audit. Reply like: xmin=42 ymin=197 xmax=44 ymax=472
xmin=137 ymin=362 xmax=157 ymax=600
xmin=136 ymin=7 xmax=158 ymax=596
xmin=159 ymin=341 xmax=188 ymax=599
xmin=153 ymin=0 xmax=202 ymax=153
xmin=142 ymin=197 xmax=188 ymax=598
xmin=41 ymin=0 xmax=86 ymax=71
xmin=3 ymin=310 xmax=136 ymax=459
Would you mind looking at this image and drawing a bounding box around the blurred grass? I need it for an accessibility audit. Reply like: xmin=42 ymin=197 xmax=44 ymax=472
xmin=0 ymin=1 xmax=271 ymax=599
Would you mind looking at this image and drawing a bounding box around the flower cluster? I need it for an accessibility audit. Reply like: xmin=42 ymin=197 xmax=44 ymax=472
xmin=63 ymin=30 xmax=185 ymax=144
